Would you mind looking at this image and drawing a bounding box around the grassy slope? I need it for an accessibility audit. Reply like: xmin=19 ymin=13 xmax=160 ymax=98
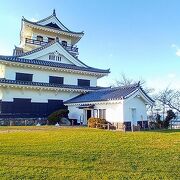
xmin=0 ymin=127 xmax=179 ymax=180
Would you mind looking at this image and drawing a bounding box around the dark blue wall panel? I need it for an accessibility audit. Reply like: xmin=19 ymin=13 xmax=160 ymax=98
xmin=0 ymin=98 xmax=66 ymax=118
xmin=78 ymin=79 xmax=90 ymax=87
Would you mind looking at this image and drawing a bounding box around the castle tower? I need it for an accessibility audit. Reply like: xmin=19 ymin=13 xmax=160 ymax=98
xmin=0 ymin=10 xmax=110 ymax=120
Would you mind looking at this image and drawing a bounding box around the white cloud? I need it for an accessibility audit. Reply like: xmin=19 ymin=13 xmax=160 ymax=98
xmin=171 ymin=44 xmax=177 ymax=48
xmin=167 ymin=73 xmax=176 ymax=78
xmin=176 ymin=49 xmax=180 ymax=56
xmin=171 ymin=43 xmax=180 ymax=57
xmin=147 ymin=74 xmax=180 ymax=92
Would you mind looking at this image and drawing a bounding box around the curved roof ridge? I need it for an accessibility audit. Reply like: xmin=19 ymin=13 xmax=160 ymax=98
xmin=0 ymin=55 xmax=110 ymax=74
xmin=22 ymin=16 xmax=84 ymax=35
xmin=99 ymin=83 xmax=140 ymax=91
xmin=139 ymin=86 xmax=155 ymax=103
xmin=36 ymin=14 xmax=54 ymax=23
xmin=36 ymin=10 xmax=70 ymax=31
xmin=16 ymin=40 xmax=89 ymax=68
xmin=0 ymin=78 xmax=104 ymax=91
xmin=16 ymin=40 xmax=107 ymax=70
xmin=64 ymin=83 xmax=141 ymax=104
xmin=16 ymin=40 xmax=56 ymax=57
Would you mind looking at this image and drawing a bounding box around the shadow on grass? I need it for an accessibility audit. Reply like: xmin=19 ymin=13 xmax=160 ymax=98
xmin=143 ymin=129 xmax=180 ymax=133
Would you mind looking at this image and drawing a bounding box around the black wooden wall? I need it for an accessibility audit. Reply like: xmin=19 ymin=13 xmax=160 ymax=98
xmin=0 ymin=98 xmax=66 ymax=118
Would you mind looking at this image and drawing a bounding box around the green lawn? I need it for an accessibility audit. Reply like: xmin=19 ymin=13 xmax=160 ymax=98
xmin=0 ymin=126 xmax=179 ymax=180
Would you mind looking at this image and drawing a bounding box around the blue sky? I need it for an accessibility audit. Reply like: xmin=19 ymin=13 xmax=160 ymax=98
xmin=0 ymin=0 xmax=180 ymax=91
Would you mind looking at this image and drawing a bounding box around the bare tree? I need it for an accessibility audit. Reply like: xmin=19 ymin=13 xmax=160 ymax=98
xmin=155 ymin=88 xmax=180 ymax=113
xmin=113 ymin=73 xmax=154 ymax=94
xmin=114 ymin=73 xmax=135 ymax=87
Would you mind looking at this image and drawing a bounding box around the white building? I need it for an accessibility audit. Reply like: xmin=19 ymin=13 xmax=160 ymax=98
xmin=0 ymin=10 xmax=154 ymax=129
xmin=65 ymin=83 xmax=154 ymax=129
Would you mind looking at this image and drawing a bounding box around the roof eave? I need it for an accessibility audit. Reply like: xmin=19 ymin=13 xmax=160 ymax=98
xmin=22 ymin=18 xmax=84 ymax=37
xmin=64 ymin=99 xmax=123 ymax=105
xmin=0 ymin=57 xmax=110 ymax=76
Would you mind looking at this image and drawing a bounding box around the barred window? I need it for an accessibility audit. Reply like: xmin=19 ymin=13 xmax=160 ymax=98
xmin=49 ymin=54 xmax=61 ymax=61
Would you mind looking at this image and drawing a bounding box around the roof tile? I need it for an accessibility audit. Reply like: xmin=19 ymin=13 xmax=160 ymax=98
xmin=65 ymin=83 xmax=140 ymax=103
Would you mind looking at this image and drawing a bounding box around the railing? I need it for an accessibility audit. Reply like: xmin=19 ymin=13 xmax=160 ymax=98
xmin=25 ymin=38 xmax=78 ymax=53
xmin=25 ymin=38 xmax=47 ymax=46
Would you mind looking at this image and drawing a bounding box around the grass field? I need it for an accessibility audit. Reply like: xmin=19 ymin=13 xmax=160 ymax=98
xmin=0 ymin=126 xmax=179 ymax=180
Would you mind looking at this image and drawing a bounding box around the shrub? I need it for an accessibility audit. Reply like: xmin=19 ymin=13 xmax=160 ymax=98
xmin=88 ymin=117 xmax=107 ymax=128
xmin=48 ymin=109 xmax=69 ymax=125
xmin=155 ymin=113 xmax=163 ymax=128
xmin=164 ymin=110 xmax=176 ymax=128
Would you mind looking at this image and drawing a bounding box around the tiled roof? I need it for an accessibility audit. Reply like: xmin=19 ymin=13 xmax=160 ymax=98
xmin=17 ymin=40 xmax=88 ymax=67
xmin=22 ymin=17 xmax=84 ymax=35
xmin=64 ymin=83 xmax=153 ymax=104
xmin=0 ymin=55 xmax=110 ymax=74
xmin=0 ymin=79 xmax=103 ymax=91
xmin=16 ymin=40 xmax=56 ymax=57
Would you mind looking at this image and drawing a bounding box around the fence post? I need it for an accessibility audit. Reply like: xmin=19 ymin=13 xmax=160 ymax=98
xmin=107 ymin=123 xmax=110 ymax=130
xmin=72 ymin=120 xmax=74 ymax=126
xmin=10 ymin=120 xmax=13 ymax=126
xmin=131 ymin=125 xmax=134 ymax=132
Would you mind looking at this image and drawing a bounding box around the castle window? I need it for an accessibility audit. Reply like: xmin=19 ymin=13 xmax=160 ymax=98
xmin=16 ymin=72 xmax=33 ymax=82
xmin=49 ymin=76 xmax=64 ymax=84
xmin=37 ymin=35 xmax=43 ymax=42
xmin=99 ymin=109 xmax=106 ymax=119
xmin=49 ymin=54 xmax=55 ymax=60
xmin=78 ymin=79 xmax=90 ymax=87
xmin=62 ymin=41 xmax=67 ymax=46
xmin=49 ymin=54 xmax=61 ymax=61
xmin=56 ymin=56 xmax=61 ymax=61
xmin=48 ymin=37 xmax=55 ymax=42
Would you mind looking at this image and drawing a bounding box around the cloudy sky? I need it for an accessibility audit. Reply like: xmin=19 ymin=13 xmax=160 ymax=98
xmin=0 ymin=0 xmax=180 ymax=91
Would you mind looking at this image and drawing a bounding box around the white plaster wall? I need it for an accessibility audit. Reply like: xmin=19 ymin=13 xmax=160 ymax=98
xmin=123 ymin=96 xmax=147 ymax=124
xmin=0 ymin=65 xmax=5 ymax=78
xmin=0 ymin=87 xmax=80 ymax=102
xmin=4 ymin=65 xmax=97 ymax=86
xmin=68 ymin=105 xmax=84 ymax=122
xmin=94 ymin=103 xmax=123 ymax=123
xmin=67 ymin=102 xmax=123 ymax=125
xmin=0 ymin=89 xmax=3 ymax=100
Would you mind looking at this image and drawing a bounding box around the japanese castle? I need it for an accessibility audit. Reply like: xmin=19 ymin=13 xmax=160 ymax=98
xmin=0 ymin=10 xmax=109 ymax=119
xmin=0 ymin=10 xmax=153 ymax=127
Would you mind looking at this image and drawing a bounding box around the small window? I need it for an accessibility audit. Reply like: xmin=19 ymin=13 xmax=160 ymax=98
xmin=62 ymin=41 xmax=67 ymax=46
xmin=49 ymin=54 xmax=61 ymax=61
xmin=56 ymin=56 xmax=61 ymax=61
xmin=99 ymin=109 xmax=106 ymax=119
xmin=78 ymin=79 xmax=90 ymax=87
xmin=37 ymin=36 xmax=43 ymax=42
xmin=48 ymin=37 xmax=55 ymax=42
xmin=49 ymin=76 xmax=64 ymax=84
xmin=94 ymin=109 xmax=98 ymax=118
xmin=49 ymin=54 xmax=55 ymax=60
xmin=16 ymin=73 xmax=33 ymax=82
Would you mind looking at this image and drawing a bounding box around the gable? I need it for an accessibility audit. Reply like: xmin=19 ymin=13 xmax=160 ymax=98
xmin=124 ymin=89 xmax=154 ymax=106
xmin=45 ymin=22 xmax=61 ymax=29
xmin=37 ymin=15 xmax=69 ymax=31
xmin=21 ymin=42 xmax=87 ymax=67
xmin=37 ymin=53 xmax=74 ymax=65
